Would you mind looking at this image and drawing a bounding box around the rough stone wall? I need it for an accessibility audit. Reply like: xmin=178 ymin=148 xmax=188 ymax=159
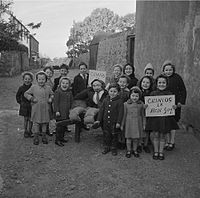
xmin=96 ymin=32 xmax=128 ymax=83
xmin=0 ymin=51 xmax=29 ymax=77
xmin=135 ymin=1 xmax=200 ymax=129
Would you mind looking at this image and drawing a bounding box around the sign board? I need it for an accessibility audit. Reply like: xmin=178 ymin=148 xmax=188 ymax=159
xmin=88 ymin=70 xmax=106 ymax=86
xmin=144 ymin=95 xmax=175 ymax=117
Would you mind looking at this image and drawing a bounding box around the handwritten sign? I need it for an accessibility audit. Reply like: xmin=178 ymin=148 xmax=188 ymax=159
xmin=88 ymin=70 xmax=106 ymax=86
xmin=145 ymin=95 xmax=175 ymax=117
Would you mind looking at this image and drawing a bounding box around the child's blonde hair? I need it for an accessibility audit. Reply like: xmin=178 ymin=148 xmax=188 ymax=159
xmin=59 ymin=77 xmax=71 ymax=87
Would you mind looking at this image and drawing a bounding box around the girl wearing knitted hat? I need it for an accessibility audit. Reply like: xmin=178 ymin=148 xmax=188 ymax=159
xmin=144 ymin=63 xmax=156 ymax=90
xmin=162 ymin=60 xmax=187 ymax=151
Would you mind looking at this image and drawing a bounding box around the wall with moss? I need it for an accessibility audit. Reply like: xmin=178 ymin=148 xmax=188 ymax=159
xmin=96 ymin=32 xmax=129 ymax=83
xmin=135 ymin=1 xmax=200 ymax=129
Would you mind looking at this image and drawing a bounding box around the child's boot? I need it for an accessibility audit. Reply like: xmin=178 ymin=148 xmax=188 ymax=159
xmin=111 ymin=148 xmax=117 ymax=156
xmin=33 ymin=133 xmax=39 ymax=145
xmin=24 ymin=130 xmax=29 ymax=138
xmin=42 ymin=133 xmax=48 ymax=144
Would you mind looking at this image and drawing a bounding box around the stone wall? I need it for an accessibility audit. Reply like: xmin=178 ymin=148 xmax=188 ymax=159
xmin=79 ymin=52 xmax=89 ymax=67
xmin=96 ymin=32 xmax=129 ymax=83
xmin=135 ymin=1 xmax=200 ymax=129
xmin=0 ymin=51 xmax=29 ymax=77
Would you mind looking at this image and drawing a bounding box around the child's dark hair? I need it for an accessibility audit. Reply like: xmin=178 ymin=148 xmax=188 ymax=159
xmin=60 ymin=63 xmax=69 ymax=70
xmin=119 ymin=74 xmax=130 ymax=85
xmin=130 ymin=86 xmax=142 ymax=99
xmin=138 ymin=76 xmax=153 ymax=91
xmin=156 ymin=74 xmax=169 ymax=87
xmin=108 ymin=83 xmax=121 ymax=92
xmin=36 ymin=71 xmax=48 ymax=81
xmin=123 ymin=63 xmax=135 ymax=75
xmin=22 ymin=71 xmax=34 ymax=81
xmin=43 ymin=66 xmax=54 ymax=74
xmin=59 ymin=77 xmax=71 ymax=87
xmin=79 ymin=62 xmax=87 ymax=68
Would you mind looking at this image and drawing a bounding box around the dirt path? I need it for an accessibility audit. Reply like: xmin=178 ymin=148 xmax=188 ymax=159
xmin=0 ymin=69 xmax=200 ymax=198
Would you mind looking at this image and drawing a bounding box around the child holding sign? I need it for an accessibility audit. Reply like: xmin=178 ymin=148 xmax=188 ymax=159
xmin=145 ymin=75 xmax=179 ymax=160
xmin=121 ymin=86 xmax=145 ymax=158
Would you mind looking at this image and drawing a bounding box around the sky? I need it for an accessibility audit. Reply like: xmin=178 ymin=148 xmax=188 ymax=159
xmin=11 ymin=0 xmax=136 ymax=59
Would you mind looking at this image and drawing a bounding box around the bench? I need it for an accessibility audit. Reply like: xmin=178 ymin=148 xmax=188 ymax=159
xmin=56 ymin=119 xmax=82 ymax=143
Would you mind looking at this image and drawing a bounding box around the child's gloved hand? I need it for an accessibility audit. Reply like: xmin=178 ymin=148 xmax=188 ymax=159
xmin=56 ymin=112 xmax=60 ymax=117
xmin=32 ymin=97 xmax=38 ymax=103
xmin=177 ymin=102 xmax=182 ymax=108
xmin=116 ymin=123 xmax=120 ymax=128
xmin=144 ymin=104 xmax=148 ymax=109
xmin=48 ymin=98 xmax=53 ymax=103
xmin=172 ymin=105 xmax=177 ymax=109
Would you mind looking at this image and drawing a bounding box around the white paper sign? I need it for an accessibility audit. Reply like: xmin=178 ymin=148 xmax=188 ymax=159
xmin=88 ymin=70 xmax=106 ymax=86
xmin=145 ymin=95 xmax=175 ymax=117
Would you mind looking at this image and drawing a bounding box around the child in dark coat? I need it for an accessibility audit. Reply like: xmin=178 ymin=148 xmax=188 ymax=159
xmin=93 ymin=83 xmax=124 ymax=156
xmin=16 ymin=72 xmax=34 ymax=138
xmin=162 ymin=60 xmax=187 ymax=151
xmin=145 ymin=75 xmax=179 ymax=160
xmin=72 ymin=62 xmax=89 ymax=97
xmin=54 ymin=77 xmax=73 ymax=146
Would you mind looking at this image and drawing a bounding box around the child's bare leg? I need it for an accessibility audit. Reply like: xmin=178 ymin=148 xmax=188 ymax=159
xmin=159 ymin=133 xmax=165 ymax=153
xmin=33 ymin=123 xmax=40 ymax=145
xmin=132 ymin=138 xmax=139 ymax=157
xmin=153 ymin=132 xmax=159 ymax=153
xmin=152 ymin=132 xmax=159 ymax=159
xmin=23 ymin=117 xmax=29 ymax=137
xmin=126 ymin=138 xmax=132 ymax=151
xmin=24 ymin=117 xmax=28 ymax=131
xmin=158 ymin=133 xmax=165 ymax=160
xmin=170 ymin=130 xmax=176 ymax=144
xmin=143 ymin=132 xmax=151 ymax=153
xmin=41 ymin=123 xmax=48 ymax=144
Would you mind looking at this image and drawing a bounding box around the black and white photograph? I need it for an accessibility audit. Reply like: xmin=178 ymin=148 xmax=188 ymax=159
xmin=0 ymin=0 xmax=200 ymax=197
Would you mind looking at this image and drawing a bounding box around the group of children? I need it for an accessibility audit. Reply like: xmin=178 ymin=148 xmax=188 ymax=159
xmin=16 ymin=60 xmax=187 ymax=160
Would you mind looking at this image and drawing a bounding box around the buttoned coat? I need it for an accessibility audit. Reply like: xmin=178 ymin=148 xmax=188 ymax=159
xmin=24 ymin=84 xmax=54 ymax=123
xmin=97 ymin=95 xmax=124 ymax=130
xmin=122 ymin=101 xmax=144 ymax=139
xmin=54 ymin=88 xmax=73 ymax=121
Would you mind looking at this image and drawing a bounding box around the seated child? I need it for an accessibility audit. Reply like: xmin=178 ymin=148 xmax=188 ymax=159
xmin=69 ymin=79 xmax=108 ymax=127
